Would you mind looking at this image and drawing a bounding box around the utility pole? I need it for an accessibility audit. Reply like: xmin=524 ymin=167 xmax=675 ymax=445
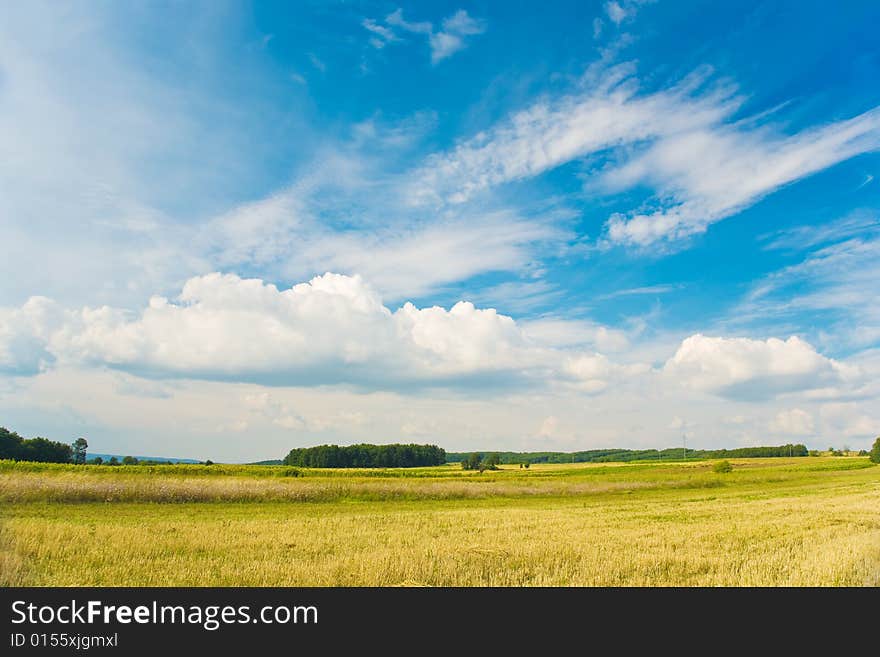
xmin=683 ymin=432 xmax=686 ymax=460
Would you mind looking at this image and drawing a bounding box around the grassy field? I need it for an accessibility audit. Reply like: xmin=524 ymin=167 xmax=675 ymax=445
xmin=1 ymin=457 xmax=878 ymax=586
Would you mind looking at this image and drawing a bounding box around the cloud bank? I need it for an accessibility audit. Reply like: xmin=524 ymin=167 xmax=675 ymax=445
xmin=1 ymin=273 xmax=861 ymax=406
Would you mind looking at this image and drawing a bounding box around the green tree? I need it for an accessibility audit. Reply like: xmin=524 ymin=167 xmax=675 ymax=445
xmin=108 ymin=456 xmax=119 ymax=466
xmin=122 ymin=455 xmax=138 ymax=465
xmin=72 ymin=437 xmax=88 ymax=465
xmin=0 ymin=426 xmax=23 ymax=459
xmin=90 ymin=456 xmax=104 ymax=465
xmin=19 ymin=437 xmax=72 ymax=463
xmin=713 ymin=460 xmax=733 ymax=473
xmin=869 ymin=437 xmax=880 ymax=464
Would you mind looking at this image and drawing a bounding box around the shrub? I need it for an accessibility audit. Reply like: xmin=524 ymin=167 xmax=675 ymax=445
xmin=713 ymin=460 xmax=733 ymax=473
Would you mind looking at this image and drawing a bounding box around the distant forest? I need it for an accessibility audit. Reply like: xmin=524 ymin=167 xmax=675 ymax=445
xmin=0 ymin=426 xmax=73 ymax=463
xmin=284 ymin=443 xmax=446 ymax=468
xmin=445 ymin=445 xmax=809 ymax=464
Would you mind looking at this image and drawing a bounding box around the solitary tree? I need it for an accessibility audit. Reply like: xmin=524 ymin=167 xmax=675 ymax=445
xmin=122 ymin=455 xmax=138 ymax=465
xmin=870 ymin=437 xmax=880 ymax=464
xmin=108 ymin=456 xmax=119 ymax=466
xmin=72 ymin=437 xmax=88 ymax=465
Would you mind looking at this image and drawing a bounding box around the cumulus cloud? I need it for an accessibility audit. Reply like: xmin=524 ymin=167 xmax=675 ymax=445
xmin=769 ymin=408 xmax=815 ymax=436
xmin=2 ymin=273 xmax=628 ymax=391
xmin=0 ymin=297 xmax=63 ymax=374
xmin=15 ymin=280 xmax=859 ymax=404
xmin=664 ymin=334 xmax=855 ymax=400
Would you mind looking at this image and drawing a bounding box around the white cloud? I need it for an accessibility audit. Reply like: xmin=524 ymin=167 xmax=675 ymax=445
xmin=409 ymin=65 xmax=742 ymax=205
xmin=603 ymin=107 xmax=880 ymax=247
xmin=206 ymin=193 xmax=304 ymax=267
xmin=290 ymin=213 xmax=563 ymax=301
xmin=759 ymin=212 xmax=879 ymax=252
xmin=365 ymin=8 xmax=485 ymax=64
xmin=664 ymin=334 xmax=855 ymax=400
xmin=738 ymin=214 xmax=880 ymax=350
xmin=202 ymin=181 xmax=565 ymax=300
xmin=408 ymin=62 xmax=880 ymax=247
xmin=2 ymin=272 xmax=632 ymax=391
xmin=521 ymin=318 xmax=630 ymax=352
xmin=769 ymin=408 xmax=814 ymax=436
xmin=598 ymin=284 xmax=678 ymax=300
xmin=385 ymin=9 xmax=433 ymax=35
xmin=605 ymin=2 xmax=629 ymax=24
xmin=603 ymin=0 xmax=653 ymax=27
xmin=430 ymin=10 xmax=486 ymax=63
xmin=362 ymin=18 xmax=398 ymax=48
xmin=0 ymin=297 xmax=63 ymax=374
xmin=819 ymin=403 xmax=878 ymax=439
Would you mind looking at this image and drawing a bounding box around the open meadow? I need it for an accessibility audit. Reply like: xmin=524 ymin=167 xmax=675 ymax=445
xmin=1 ymin=457 xmax=878 ymax=586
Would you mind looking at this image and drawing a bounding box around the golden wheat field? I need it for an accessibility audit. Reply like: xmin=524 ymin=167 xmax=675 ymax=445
xmin=1 ymin=457 xmax=878 ymax=586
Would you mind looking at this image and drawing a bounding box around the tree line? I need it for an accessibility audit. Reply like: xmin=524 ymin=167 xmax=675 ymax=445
xmin=283 ymin=443 xmax=446 ymax=468
xmin=0 ymin=426 xmax=76 ymax=463
xmin=445 ymin=444 xmax=810 ymax=465
xmin=1 ymin=425 xmax=211 ymax=466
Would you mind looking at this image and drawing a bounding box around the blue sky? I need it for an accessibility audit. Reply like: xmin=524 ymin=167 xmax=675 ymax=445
xmin=1 ymin=1 xmax=879 ymax=460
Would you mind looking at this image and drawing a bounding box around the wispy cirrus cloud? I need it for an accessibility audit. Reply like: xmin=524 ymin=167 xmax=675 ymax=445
xmin=407 ymin=62 xmax=880 ymax=248
xmin=598 ymin=284 xmax=679 ymax=300
xmin=408 ymin=64 xmax=735 ymax=205
xmin=362 ymin=18 xmax=399 ymax=49
xmin=363 ymin=8 xmax=486 ymax=64
xmin=198 ymin=124 xmax=568 ymax=302
xmin=738 ymin=213 xmax=880 ymax=351
xmin=603 ymin=107 xmax=880 ymax=247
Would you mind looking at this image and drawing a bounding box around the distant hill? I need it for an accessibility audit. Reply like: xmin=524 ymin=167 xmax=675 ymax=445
xmin=249 ymin=459 xmax=283 ymax=465
xmin=88 ymin=452 xmax=201 ymax=464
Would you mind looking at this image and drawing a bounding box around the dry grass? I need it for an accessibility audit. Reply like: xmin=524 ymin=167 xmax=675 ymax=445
xmin=1 ymin=457 xmax=878 ymax=586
